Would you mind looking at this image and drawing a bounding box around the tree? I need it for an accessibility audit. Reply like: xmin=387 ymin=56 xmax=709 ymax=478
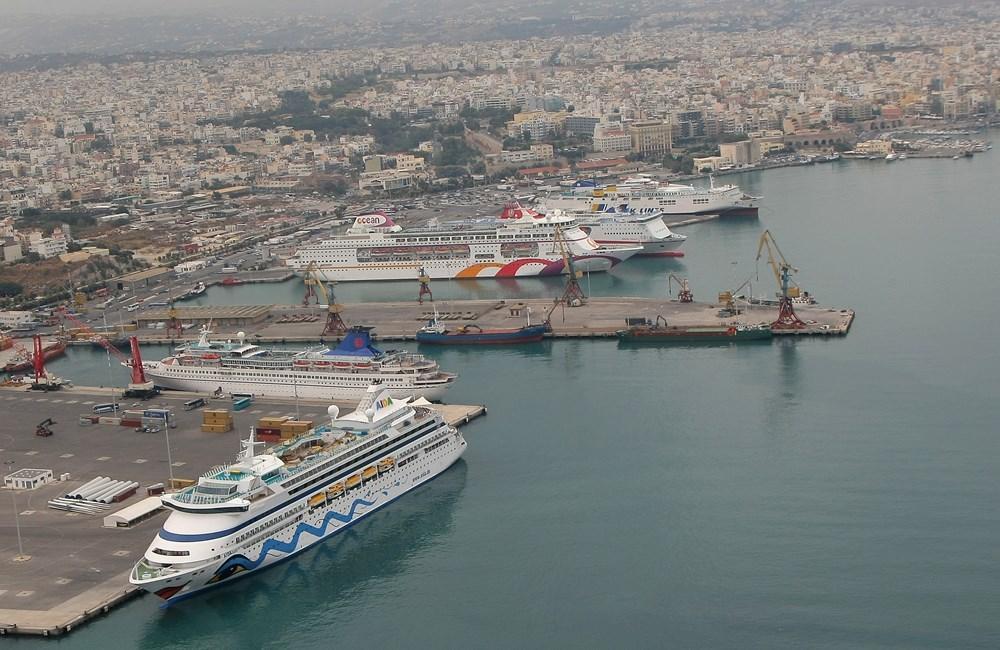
xmin=279 ymin=135 xmax=295 ymax=146
xmin=278 ymin=90 xmax=315 ymax=115
xmin=0 ymin=281 xmax=23 ymax=298
xmin=58 ymin=189 xmax=73 ymax=201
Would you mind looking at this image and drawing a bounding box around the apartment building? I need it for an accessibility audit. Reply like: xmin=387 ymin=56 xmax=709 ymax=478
xmin=629 ymin=120 xmax=672 ymax=156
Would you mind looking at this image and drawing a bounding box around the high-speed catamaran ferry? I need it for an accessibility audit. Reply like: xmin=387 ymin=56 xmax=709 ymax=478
xmin=130 ymin=385 xmax=467 ymax=604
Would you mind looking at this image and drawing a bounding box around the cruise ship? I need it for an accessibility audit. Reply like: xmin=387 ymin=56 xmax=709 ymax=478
xmin=286 ymin=211 xmax=642 ymax=282
xmin=539 ymin=175 xmax=760 ymax=216
xmin=130 ymin=384 xmax=467 ymax=604
xmin=500 ymin=203 xmax=687 ymax=257
xmin=139 ymin=327 xmax=455 ymax=402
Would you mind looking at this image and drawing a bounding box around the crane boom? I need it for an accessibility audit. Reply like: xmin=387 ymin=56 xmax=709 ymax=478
xmin=754 ymin=230 xmax=807 ymax=330
xmin=755 ymin=230 xmax=800 ymax=299
xmin=553 ymin=224 xmax=586 ymax=306
xmin=302 ymin=262 xmax=347 ymax=336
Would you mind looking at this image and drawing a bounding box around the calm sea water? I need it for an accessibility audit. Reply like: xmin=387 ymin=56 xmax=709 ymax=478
xmin=22 ymin=137 xmax=1000 ymax=649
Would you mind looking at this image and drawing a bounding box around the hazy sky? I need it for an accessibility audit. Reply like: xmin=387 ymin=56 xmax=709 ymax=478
xmin=0 ymin=0 xmax=365 ymax=17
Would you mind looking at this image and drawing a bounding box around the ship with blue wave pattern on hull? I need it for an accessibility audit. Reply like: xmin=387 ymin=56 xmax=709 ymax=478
xmin=129 ymin=384 xmax=467 ymax=605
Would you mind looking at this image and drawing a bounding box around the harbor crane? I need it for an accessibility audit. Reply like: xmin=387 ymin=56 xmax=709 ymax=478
xmin=417 ymin=267 xmax=433 ymax=304
xmin=554 ymin=224 xmax=586 ymax=307
xmin=302 ymin=262 xmax=348 ymax=337
xmin=165 ymin=302 xmax=183 ymax=338
xmin=667 ymin=274 xmax=694 ymax=303
xmin=755 ymin=230 xmax=807 ymax=330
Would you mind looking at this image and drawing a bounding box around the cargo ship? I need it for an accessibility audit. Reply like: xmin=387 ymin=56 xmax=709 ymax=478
xmin=616 ymin=317 xmax=772 ymax=343
xmin=130 ymin=384 xmax=467 ymax=604
xmin=286 ymin=211 xmax=641 ymax=282
xmin=139 ymin=326 xmax=456 ymax=402
xmin=416 ymin=307 xmax=549 ymax=345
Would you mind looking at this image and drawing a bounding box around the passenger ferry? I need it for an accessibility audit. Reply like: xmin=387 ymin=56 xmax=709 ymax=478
xmin=139 ymin=327 xmax=455 ymax=402
xmin=286 ymin=211 xmax=642 ymax=282
xmin=130 ymin=384 xmax=467 ymax=604
xmin=539 ymin=175 xmax=760 ymax=216
xmin=499 ymin=203 xmax=687 ymax=257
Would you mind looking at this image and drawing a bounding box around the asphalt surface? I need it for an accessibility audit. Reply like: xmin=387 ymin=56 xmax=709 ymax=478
xmin=0 ymin=387 xmax=337 ymax=615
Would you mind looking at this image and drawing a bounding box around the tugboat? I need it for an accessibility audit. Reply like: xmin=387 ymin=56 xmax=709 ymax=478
xmin=416 ymin=306 xmax=549 ymax=345
xmin=616 ymin=316 xmax=772 ymax=343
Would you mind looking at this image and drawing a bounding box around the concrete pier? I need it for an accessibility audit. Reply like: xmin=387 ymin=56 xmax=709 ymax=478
xmin=131 ymin=297 xmax=854 ymax=344
xmin=0 ymin=387 xmax=484 ymax=636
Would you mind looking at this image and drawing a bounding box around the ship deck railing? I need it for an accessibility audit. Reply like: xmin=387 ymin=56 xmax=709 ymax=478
xmin=132 ymin=558 xmax=181 ymax=582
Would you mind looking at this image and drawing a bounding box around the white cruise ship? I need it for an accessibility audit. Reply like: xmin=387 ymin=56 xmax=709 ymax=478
xmin=540 ymin=175 xmax=760 ymax=216
xmin=500 ymin=203 xmax=687 ymax=257
xmin=286 ymin=211 xmax=641 ymax=282
xmin=130 ymin=385 xmax=466 ymax=604
xmin=139 ymin=327 xmax=455 ymax=402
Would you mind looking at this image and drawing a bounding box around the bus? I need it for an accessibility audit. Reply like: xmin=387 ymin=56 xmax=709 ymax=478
xmin=183 ymin=398 xmax=206 ymax=411
xmin=93 ymin=403 xmax=121 ymax=414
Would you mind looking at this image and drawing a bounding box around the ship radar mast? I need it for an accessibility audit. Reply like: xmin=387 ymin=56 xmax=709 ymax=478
xmin=240 ymin=427 xmax=264 ymax=462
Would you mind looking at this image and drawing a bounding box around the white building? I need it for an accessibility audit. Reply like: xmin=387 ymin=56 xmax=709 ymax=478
xmin=0 ymin=310 xmax=35 ymax=328
xmin=592 ymin=123 xmax=632 ymax=153
xmin=141 ymin=174 xmax=171 ymax=192
xmin=4 ymin=468 xmax=53 ymax=491
xmin=174 ymin=260 xmax=208 ymax=274
xmin=25 ymin=227 xmax=69 ymax=259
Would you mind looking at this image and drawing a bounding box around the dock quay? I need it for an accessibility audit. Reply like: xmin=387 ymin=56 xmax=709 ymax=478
xmin=0 ymin=388 xmax=484 ymax=636
xmin=128 ymin=298 xmax=854 ymax=344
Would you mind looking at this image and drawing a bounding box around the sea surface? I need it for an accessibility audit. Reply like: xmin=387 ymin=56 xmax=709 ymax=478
xmin=18 ymin=137 xmax=1000 ymax=649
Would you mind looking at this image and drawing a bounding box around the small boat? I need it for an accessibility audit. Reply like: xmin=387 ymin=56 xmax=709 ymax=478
xmin=416 ymin=306 xmax=549 ymax=345
xmin=616 ymin=316 xmax=773 ymax=343
xmin=221 ymin=277 xmax=243 ymax=286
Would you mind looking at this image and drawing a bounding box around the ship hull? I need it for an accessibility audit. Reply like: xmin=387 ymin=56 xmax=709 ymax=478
xmin=416 ymin=324 xmax=548 ymax=345
xmin=137 ymin=437 xmax=467 ymax=605
xmin=2 ymin=341 xmax=66 ymax=373
xmin=143 ymin=366 xmax=453 ymax=402
xmin=299 ymin=254 xmax=629 ymax=282
xmin=592 ymin=238 xmax=686 ymax=257
xmin=617 ymin=327 xmax=773 ymax=343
